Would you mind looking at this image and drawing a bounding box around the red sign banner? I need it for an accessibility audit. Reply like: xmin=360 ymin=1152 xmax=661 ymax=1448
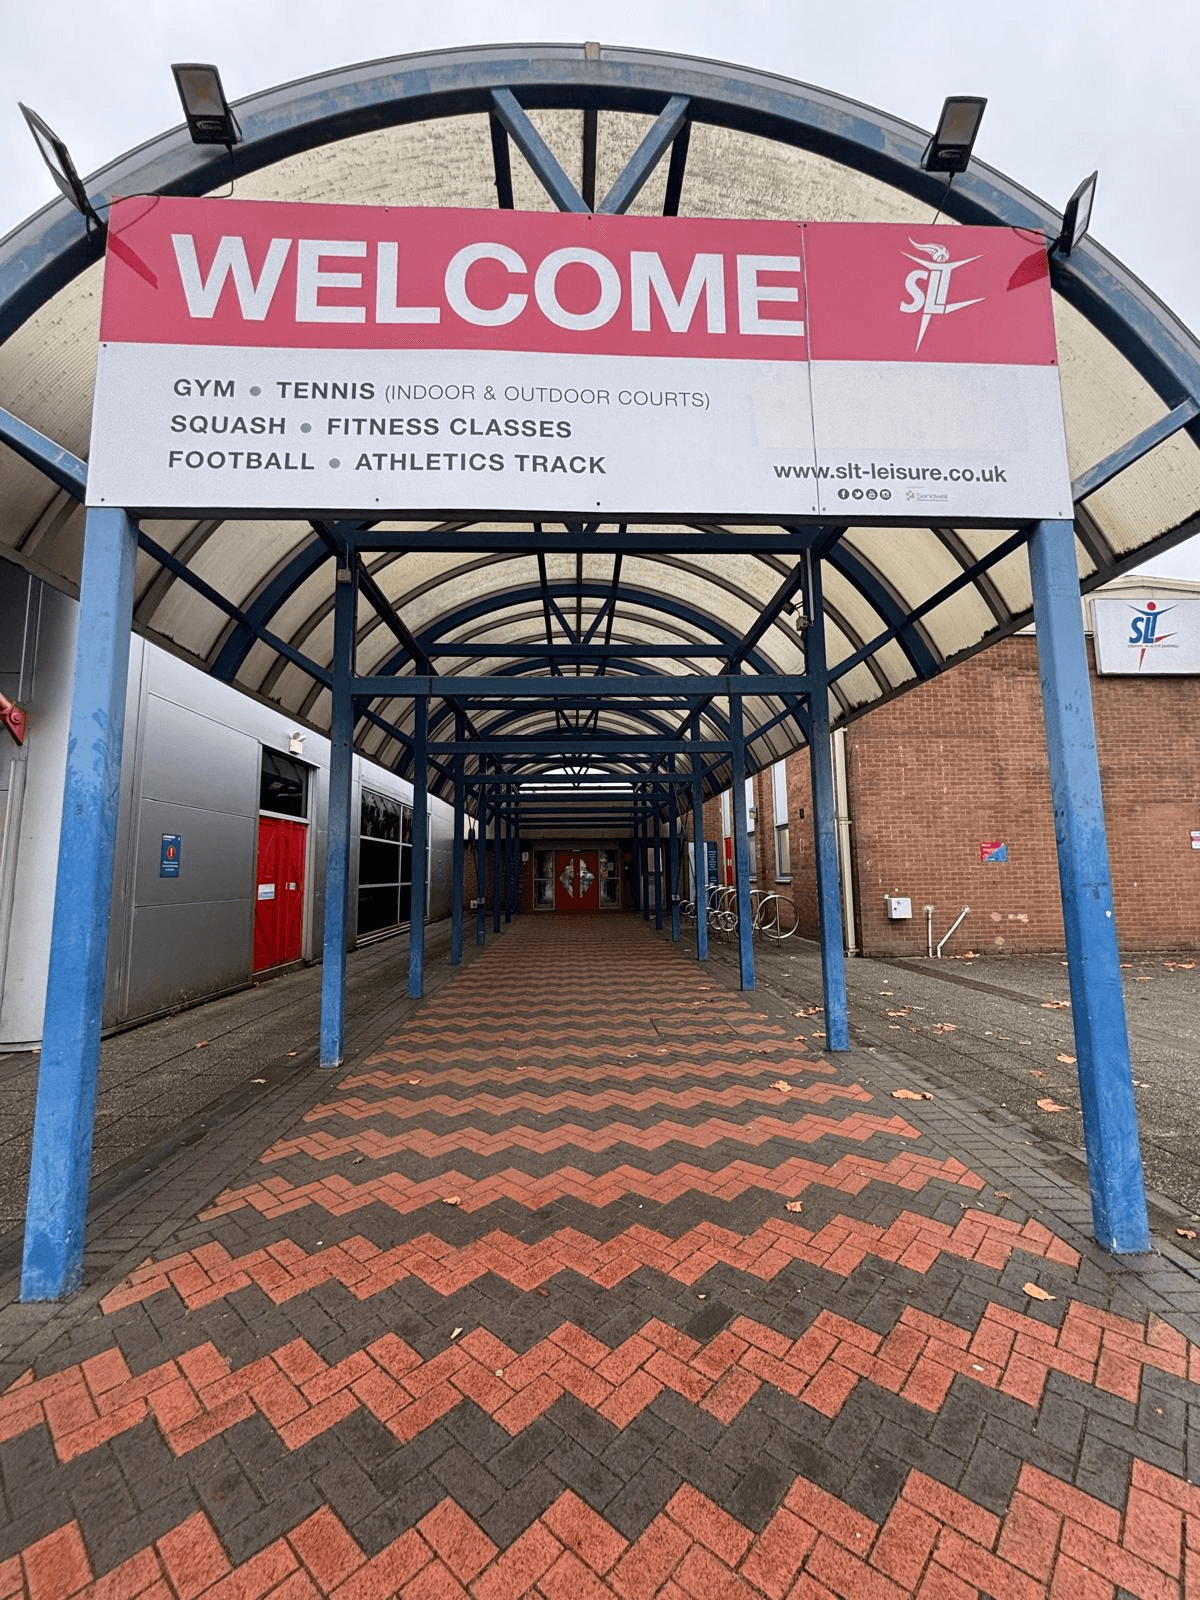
xmin=87 ymin=198 xmax=1071 ymax=522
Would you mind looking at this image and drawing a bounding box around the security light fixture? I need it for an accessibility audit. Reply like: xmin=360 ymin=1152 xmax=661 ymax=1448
xmin=19 ymin=103 xmax=103 ymax=227
xmin=172 ymin=63 xmax=241 ymax=146
xmin=1051 ymin=171 xmax=1098 ymax=257
xmin=921 ymin=96 xmax=987 ymax=175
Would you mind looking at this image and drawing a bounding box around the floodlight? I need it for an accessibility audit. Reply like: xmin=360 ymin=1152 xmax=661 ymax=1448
xmin=921 ymin=96 xmax=987 ymax=174
xmin=18 ymin=103 xmax=103 ymax=227
xmin=1051 ymin=171 xmax=1098 ymax=257
xmin=172 ymin=63 xmax=241 ymax=146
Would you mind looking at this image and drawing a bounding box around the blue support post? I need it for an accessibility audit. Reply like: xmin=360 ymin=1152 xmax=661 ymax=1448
xmin=513 ymin=815 xmax=522 ymax=918
xmin=504 ymin=789 xmax=514 ymax=923
xmin=475 ymin=770 xmax=488 ymax=946
xmin=407 ymin=696 xmax=428 ymax=999
xmin=806 ymin=554 xmax=851 ymax=1051
xmin=653 ymin=804 xmax=664 ymax=931
xmin=450 ymin=719 xmax=464 ymax=967
xmin=639 ymin=805 xmax=650 ymax=921
xmin=728 ymin=694 xmax=755 ymax=991
xmin=492 ymin=789 xmax=502 ymax=934
xmin=320 ymin=558 xmax=357 ymax=1069
xmin=21 ymin=507 xmax=138 ymax=1300
xmin=668 ymin=766 xmax=680 ymax=942
xmin=1028 ymin=518 xmax=1150 ymax=1253
xmin=690 ymin=719 xmax=708 ymax=963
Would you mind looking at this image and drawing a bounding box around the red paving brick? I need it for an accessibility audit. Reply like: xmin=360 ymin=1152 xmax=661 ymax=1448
xmin=5 ymin=917 xmax=1199 ymax=1599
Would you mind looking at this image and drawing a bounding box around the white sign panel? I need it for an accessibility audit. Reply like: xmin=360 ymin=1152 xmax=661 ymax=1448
xmin=87 ymin=199 xmax=1073 ymax=523
xmin=1093 ymin=596 xmax=1200 ymax=674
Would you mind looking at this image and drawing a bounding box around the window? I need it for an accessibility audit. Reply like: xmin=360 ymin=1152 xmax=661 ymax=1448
xmin=357 ymin=788 xmax=413 ymax=938
xmin=772 ymin=761 xmax=791 ymax=880
xmin=598 ymin=848 xmax=619 ymax=907
xmin=259 ymin=749 xmax=309 ymax=819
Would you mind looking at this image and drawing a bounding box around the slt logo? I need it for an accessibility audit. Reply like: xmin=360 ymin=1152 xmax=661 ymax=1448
xmin=1127 ymin=600 xmax=1175 ymax=668
xmin=899 ymin=240 xmax=984 ymax=350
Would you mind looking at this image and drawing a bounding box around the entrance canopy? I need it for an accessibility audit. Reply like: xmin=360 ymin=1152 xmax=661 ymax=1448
xmin=3 ymin=42 xmax=1200 ymax=816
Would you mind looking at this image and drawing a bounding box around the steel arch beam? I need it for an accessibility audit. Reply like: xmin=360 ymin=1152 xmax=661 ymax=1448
xmin=5 ymin=42 xmax=1200 ymax=433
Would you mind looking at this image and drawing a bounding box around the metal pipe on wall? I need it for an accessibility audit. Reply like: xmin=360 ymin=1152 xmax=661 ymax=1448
xmin=831 ymin=728 xmax=857 ymax=958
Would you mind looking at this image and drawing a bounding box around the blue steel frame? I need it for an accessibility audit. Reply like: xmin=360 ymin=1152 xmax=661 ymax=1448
xmin=22 ymin=508 xmax=138 ymax=1299
xmin=9 ymin=42 xmax=1199 ymax=1291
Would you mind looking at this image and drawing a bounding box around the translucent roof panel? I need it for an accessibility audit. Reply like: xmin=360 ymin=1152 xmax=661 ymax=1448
xmin=3 ymin=41 xmax=1200 ymax=815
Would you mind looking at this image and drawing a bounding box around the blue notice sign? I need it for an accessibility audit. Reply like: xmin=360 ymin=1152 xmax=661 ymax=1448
xmin=160 ymin=834 xmax=182 ymax=877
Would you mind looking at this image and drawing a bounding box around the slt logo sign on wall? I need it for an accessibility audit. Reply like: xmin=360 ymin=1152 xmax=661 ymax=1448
xmin=1092 ymin=596 xmax=1200 ymax=674
xmin=87 ymin=198 xmax=1072 ymax=523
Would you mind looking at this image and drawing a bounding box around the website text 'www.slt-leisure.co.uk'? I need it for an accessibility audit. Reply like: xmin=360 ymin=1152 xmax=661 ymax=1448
xmin=773 ymin=459 xmax=1009 ymax=499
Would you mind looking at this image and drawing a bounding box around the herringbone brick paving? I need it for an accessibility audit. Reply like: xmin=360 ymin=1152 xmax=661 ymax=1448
xmin=2 ymin=915 xmax=1199 ymax=1597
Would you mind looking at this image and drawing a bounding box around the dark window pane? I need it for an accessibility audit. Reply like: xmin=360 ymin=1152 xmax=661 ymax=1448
xmin=398 ymin=880 xmax=412 ymax=924
xmin=260 ymin=749 xmax=308 ymax=818
xmin=359 ymin=838 xmax=400 ymax=888
xmin=357 ymin=883 xmax=401 ymax=936
xmin=361 ymin=789 xmax=401 ymax=841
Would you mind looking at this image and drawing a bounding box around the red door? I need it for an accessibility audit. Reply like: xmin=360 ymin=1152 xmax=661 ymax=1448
xmin=254 ymin=817 xmax=308 ymax=971
xmin=555 ymin=850 xmax=600 ymax=913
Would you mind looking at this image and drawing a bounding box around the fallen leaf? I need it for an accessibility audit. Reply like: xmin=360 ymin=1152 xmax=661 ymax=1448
xmin=793 ymin=1035 xmax=807 ymax=1043
xmin=1041 ymin=1001 xmax=1070 ymax=1009
xmin=771 ymin=1079 xmax=791 ymax=1093
xmin=892 ymin=1088 xmax=933 ymax=1101
xmin=994 ymin=1191 xmax=1011 ymax=1201
xmin=534 ymin=1286 xmax=550 ymax=1297
xmin=450 ymin=1327 xmax=462 ymax=1339
xmin=1030 ymin=1070 xmax=1046 ymax=1079
xmin=1056 ymin=1053 xmax=1077 ymax=1065
xmin=794 ymin=1005 xmax=823 ymax=1017
xmin=885 ymin=1008 xmax=911 ymax=1018
xmin=1165 ymin=961 xmax=1195 ymax=970
xmin=785 ymin=1200 xmax=804 ymax=1213
xmin=442 ymin=1195 xmax=462 ymax=1206
xmin=933 ymin=1023 xmax=958 ymax=1034
xmin=408 ymin=1078 xmax=421 ymax=1085
xmin=251 ymin=1077 xmax=266 ymax=1084
xmin=195 ymin=1041 xmax=209 ymax=1049
xmin=286 ymin=1051 xmax=297 ymax=1058
xmin=1133 ymin=976 xmax=1154 ymax=983
xmin=1177 ymin=1228 xmax=1198 ymax=1240
xmin=1037 ymin=1098 xmax=1067 ymax=1113
xmin=811 ymin=1031 xmax=826 ymax=1039
xmin=351 ymin=1156 xmax=363 ymax=1165
xmin=1023 ymin=1283 xmax=1055 ymax=1302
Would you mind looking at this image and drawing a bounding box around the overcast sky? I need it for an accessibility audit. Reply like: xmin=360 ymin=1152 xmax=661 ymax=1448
xmin=4 ymin=0 xmax=1199 ymax=577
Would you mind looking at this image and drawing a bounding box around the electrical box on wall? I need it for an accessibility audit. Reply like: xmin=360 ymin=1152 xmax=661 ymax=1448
xmin=886 ymin=896 xmax=913 ymax=920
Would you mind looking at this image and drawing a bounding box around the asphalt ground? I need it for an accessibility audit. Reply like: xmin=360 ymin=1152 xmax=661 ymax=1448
xmin=701 ymin=929 xmax=1200 ymax=1242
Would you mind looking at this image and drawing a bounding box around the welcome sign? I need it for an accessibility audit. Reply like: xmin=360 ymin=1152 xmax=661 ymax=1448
xmin=87 ymin=197 xmax=1072 ymax=523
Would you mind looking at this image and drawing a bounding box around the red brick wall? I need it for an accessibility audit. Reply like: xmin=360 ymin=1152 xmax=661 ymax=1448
xmin=711 ymin=637 xmax=1200 ymax=955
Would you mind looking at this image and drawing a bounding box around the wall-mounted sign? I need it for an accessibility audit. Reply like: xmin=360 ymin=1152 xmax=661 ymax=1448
xmin=980 ymin=840 xmax=1008 ymax=863
xmin=1093 ymin=597 xmax=1200 ymax=675
xmin=87 ymin=198 xmax=1071 ymax=524
xmin=159 ymin=834 xmax=182 ymax=877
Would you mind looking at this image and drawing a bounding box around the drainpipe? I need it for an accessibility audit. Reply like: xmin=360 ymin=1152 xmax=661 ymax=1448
xmin=936 ymin=906 xmax=970 ymax=958
xmin=924 ymin=904 xmax=934 ymax=959
xmin=832 ymin=728 xmax=857 ymax=956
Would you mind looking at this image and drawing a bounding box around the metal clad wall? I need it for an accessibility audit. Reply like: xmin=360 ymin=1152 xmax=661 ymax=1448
xmin=1 ymin=553 xmax=458 ymax=1049
xmin=0 ymin=561 xmax=78 ymax=1047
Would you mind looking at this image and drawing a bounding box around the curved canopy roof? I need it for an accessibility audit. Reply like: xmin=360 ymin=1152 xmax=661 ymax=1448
xmin=3 ymin=41 xmax=1200 ymax=815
